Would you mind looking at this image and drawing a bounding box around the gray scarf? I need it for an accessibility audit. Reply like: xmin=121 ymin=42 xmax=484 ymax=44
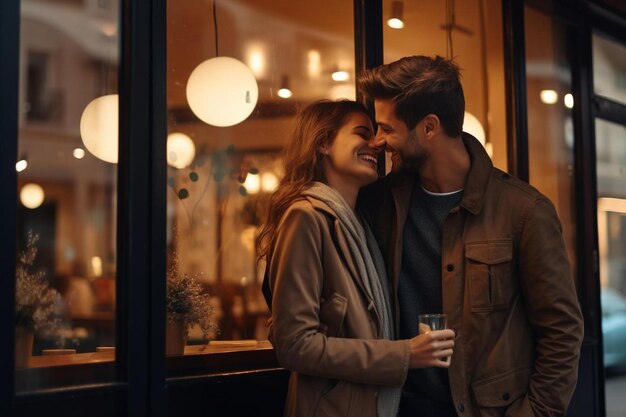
xmin=302 ymin=182 xmax=401 ymax=417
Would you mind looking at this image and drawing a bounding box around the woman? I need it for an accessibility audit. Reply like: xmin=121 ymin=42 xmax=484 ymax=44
xmin=257 ymin=100 xmax=454 ymax=417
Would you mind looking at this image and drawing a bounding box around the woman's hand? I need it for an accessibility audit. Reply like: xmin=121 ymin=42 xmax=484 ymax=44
xmin=408 ymin=329 xmax=455 ymax=368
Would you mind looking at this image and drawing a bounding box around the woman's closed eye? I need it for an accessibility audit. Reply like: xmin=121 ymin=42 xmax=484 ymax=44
xmin=353 ymin=126 xmax=373 ymax=141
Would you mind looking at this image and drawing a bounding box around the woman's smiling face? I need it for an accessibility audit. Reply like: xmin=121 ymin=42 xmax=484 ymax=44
xmin=323 ymin=111 xmax=380 ymax=190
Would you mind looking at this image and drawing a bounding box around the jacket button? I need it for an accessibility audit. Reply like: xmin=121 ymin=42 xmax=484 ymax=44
xmin=502 ymin=392 xmax=510 ymax=401
xmin=447 ymin=264 xmax=454 ymax=272
xmin=457 ymin=403 xmax=465 ymax=412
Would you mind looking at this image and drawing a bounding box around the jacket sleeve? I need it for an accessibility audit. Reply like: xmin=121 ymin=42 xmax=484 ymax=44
xmin=268 ymin=205 xmax=409 ymax=387
xmin=514 ymin=198 xmax=584 ymax=417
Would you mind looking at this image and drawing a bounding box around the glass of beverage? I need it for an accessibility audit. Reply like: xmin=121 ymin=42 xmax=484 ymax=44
xmin=418 ymin=313 xmax=448 ymax=333
xmin=418 ymin=314 xmax=450 ymax=363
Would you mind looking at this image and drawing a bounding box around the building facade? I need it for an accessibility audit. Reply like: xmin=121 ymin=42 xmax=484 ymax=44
xmin=1 ymin=0 xmax=626 ymax=416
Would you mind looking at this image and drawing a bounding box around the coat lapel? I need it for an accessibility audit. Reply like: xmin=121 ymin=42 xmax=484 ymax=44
xmin=390 ymin=174 xmax=414 ymax=287
xmin=307 ymin=198 xmax=381 ymax=324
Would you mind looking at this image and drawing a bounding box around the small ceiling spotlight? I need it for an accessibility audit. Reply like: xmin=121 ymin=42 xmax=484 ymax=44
xmin=16 ymin=157 xmax=28 ymax=172
xmin=387 ymin=0 xmax=404 ymax=29
xmin=331 ymin=70 xmax=349 ymax=82
xmin=540 ymin=89 xmax=558 ymax=105
xmin=277 ymin=75 xmax=293 ymax=99
xmin=564 ymin=93 xmax=574 ymax=109
xmin=73 ymin=148 xmax=86 ymax=159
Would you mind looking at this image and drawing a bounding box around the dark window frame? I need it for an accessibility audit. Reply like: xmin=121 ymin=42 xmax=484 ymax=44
xmin=4 ymin=0 xmax=625 ymax=415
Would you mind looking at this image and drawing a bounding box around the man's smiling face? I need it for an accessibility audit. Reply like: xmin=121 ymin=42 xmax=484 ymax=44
xmin=373 ymin=99 xmax=429 ymax=173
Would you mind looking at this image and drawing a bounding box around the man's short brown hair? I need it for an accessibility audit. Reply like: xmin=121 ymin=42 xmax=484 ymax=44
xmin=358 ymin=55 xmax=465 ymax=137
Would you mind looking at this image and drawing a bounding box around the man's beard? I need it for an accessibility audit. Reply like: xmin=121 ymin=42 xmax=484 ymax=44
xmin=392 ymin=132 xmax=429 ymax=173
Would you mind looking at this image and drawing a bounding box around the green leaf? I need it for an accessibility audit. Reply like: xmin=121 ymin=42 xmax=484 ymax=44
xmin=249 ymin=167 xmax=259 ymax=175
xmin=189 ymin=172 xmax=199 ymax=182
xmin=178 ymin=189 xmax=189 ymax=199
xmin=238 ymin=186 xmax=248 ymax=196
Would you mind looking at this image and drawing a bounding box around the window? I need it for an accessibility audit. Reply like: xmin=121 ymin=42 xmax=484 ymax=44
xmin=15 ymin=0 xmax=119 ymax=391
xmin=164 ymin=0 xmax=356 ymax=364
xmin=381 ymin=0 xmax=508 ymax=170
xmin=524 ymin=5 xmax=578 ymax=278
xmin=593 ymin=33 xmax=626 ymax=416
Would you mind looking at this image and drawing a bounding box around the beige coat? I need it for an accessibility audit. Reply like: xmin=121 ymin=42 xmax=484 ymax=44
xmin=359 ymin=134 xmax=584 ymax=417
xmin=266 ymin=197 xmax=409 ymax=417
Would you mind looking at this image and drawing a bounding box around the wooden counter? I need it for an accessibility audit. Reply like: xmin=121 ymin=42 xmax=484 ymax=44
xmin=16 ymin=340 xmax=278 ymax=392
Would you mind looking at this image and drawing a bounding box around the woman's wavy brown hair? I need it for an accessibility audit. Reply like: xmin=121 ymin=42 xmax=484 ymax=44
xmin=256 ymin=99 xmax=370 ymax=261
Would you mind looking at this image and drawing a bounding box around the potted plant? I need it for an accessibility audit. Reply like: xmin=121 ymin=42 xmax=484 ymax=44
xmin=166 ymin=255 xmax=217 ymax=356
xmin=15 ymin=232 xmax=63 ymax=367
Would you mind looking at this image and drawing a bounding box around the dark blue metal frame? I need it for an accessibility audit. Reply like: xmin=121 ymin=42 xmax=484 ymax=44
xmin=503 ymin=0 xmax=530 ymax=181
xmin=116 ymin=0 xmax=167 ymax=415
xmin=0 ymin=0 xmax=19 ymax=413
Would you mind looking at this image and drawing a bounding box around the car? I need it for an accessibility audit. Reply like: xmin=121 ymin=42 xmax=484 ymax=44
xmin=601 ymin=287 xmax=626 ymax=371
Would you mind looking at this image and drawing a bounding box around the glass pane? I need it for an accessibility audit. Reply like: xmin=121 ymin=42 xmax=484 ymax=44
xmin=524 ymin=6 xmax=577 ymax=279
xmin=165 ymin=0 xmax=355 ymax=363
xmin=594 ymin=32 xmax=626 ymax=414
xmin=593 ymin=34 xmax=626 ymax=104
xmin=596 ymin=118 xmax=626 ymax=413
xmin=15 ymin=0 xmax=118 ymax=391
xmin=382 ymin=0 xmax=508 ymax=171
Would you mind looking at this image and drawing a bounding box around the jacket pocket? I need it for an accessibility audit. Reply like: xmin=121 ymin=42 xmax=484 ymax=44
xmin=471 ymin=367 xmax=531 ymax=411
xmin=314 ymin=380 xmax=353 ymax=417
xmin=465 ymin=239 xmax=514 ymax=312
xmin=318 ymin=292 xmax=348 ymax=337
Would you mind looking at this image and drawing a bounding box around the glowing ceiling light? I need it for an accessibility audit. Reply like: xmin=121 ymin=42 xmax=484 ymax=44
xmin=540 ymin=90 xmax=558 ymax=104
xmin=307 ymin=50 xmax=321 ymax=78
xmin=278 ymin=88 xmax=292 ymax=99
xmin=80 ymin=94 xmax=119 ymax=163
xmin=331 ymin=70 xmax=349 ymax=82
xmin=246 ymin=43 xmax=266 ymax=78
xmin=16 ymin=159 xmax=28 ymax=172
xmin=20 ymin=183 xmax=45 ymax=209
xmin=277 ymin=75 xmax=292 ymax=99
xmin=463 ymin=112 xmax=486 ymax=147
xmin=387 ymin=18 xmax=404 ymax=29
xmin=73 ymin=148 xmax=85 ymax=159
xmin=564 ymin=93 xmax=574 ymax=109
xmin=387 ymin=1 xmax=404 ymax=29
xmin=186 ymin=57 xmax=259 ymax=127
xmin=243 ymin=173 xmax=260 ymax=194
xmin=167 ymin=132 xmax=196 ymax=169
xmin=261 ymin=172 xmax=279 ymax=192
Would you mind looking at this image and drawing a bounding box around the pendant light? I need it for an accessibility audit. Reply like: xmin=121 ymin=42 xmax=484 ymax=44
xmin=186 ymin=0 xmax=258 ymax=127
xmin=20 ymin=183 xmax=45 ymax=209
xmin=80 ymin=94 xmax=119 ymax=163
xmin=387 ymin=1 xmax=404 ymax=29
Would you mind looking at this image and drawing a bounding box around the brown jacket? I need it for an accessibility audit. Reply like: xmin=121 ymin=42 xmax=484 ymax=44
xmin=266 ymin=197 xmax=410 ymax=417
xmin=358 ymin=134 xmax=584 ymax=417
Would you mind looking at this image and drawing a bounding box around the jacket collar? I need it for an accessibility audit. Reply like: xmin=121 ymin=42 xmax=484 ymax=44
xmin=390 ymin=132 xmax=492 ymax=217
xmin=459 ymin=132 xmax=493 ymax=215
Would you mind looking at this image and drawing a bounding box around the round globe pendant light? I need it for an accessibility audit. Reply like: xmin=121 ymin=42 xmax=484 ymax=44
xmin=186 ymin=57 xmax=258 ymax=127
xmin=80 ymin=94 xmax=119 ymax=163
xmin=167 ymin=132 xmax=196 ymax=169
xmin=463 ymin=111 xmax=486 ymax=147
xmin=20 ymin=183 xmax=45 ymax=209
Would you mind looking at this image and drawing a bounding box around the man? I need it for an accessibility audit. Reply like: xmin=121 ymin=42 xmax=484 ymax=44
xmin=357 ymin=56 xmax=583 ymax=417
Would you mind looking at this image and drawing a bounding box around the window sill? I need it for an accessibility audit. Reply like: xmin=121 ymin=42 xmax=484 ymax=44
xmin=16 ymin=340 xmax=278 ymax=392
